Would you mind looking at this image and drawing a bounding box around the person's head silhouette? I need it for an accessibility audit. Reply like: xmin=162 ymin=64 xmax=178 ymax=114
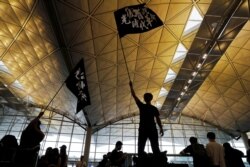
xmin=189 ymin=137 xmax=198 ymax=144
xmin=115 ymin=141 xmax=123 ymax=151
xmin=144 ymin=93 xmax=153 ymax=104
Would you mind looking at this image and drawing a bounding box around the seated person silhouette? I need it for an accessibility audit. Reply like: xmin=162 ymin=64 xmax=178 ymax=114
xmin=109 ymin=141 xmax=127 ymax=167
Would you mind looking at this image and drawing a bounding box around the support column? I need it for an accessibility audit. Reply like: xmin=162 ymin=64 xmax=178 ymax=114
xmin=241 ymin=132 xmax=249 ymax=150
xmin=83 ymin=126 xmax=92 ymax=165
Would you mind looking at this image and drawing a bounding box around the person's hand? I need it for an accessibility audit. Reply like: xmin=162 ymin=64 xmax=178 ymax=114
xmin=160 ymin=128 xmax=164 ymax=136
xmin=180 ymin=151 xmax=185 ymax=155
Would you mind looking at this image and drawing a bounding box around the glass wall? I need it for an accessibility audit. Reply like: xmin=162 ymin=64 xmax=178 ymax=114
xmin=1 ymin=106 xmax=249 ymax=167
xmin=0 ymin=106 xmax=87 ymax=161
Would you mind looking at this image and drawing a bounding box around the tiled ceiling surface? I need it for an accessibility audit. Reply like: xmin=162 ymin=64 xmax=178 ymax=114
xmin=182 ymin=20 xmax=250 ymax=135
xmin=0 ymin=0 xmax=249 ymax=136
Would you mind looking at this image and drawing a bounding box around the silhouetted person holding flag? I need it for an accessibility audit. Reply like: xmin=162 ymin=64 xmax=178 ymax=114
xmin=129 ymin=81 xmax=163 ymax=159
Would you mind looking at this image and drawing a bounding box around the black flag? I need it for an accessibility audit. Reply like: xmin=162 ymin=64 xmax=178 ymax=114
xmin=65 ymin=59 xmax=90 ymax=113
xmin=114 ymin=3 xmax=163 ymax=38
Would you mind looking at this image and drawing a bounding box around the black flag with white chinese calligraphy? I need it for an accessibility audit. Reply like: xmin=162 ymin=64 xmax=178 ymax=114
xmin=65 ymin=59 xmax=90 ymax=114
xmin=114 ymin=3 xmax=163 ymax=38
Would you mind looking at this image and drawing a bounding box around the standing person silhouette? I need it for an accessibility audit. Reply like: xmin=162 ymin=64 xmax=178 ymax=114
xmin=129 ymin=81 xmax=164 ymax=158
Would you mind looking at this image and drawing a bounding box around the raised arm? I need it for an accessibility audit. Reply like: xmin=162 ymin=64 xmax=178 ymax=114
xmin=129 ymin=81 xmax=140 ymax=103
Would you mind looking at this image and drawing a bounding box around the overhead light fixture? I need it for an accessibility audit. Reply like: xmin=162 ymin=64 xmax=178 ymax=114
xmin=184 ymin=86 xmax=188 ymax=90
xmin=196 ymin=63 xmax=202 ymax=69
xmin=192 ymin=71 xmax=198 ymax=76
xmin=188 ymin=79 xmax=192 ymax=84
xmin=177 ymin=97 xmax=181 ymax=101
xmin=180 ymin=92 xmax=185 ymax=96
xmin=202 ymin=53 xmax=208 ymax=59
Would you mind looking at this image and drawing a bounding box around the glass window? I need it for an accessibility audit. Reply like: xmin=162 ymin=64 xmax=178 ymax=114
xmin=110 ymin=128 xmax=122 ymax=136
xmin=96 ymin=144 xmax=109 ymax=153
xmin=48 ymin=126 xmax=61 ymax=133
xmin=73 ymin=126 xmax=85 ymax=134
xmin=123 ymin=137 xmax=135 ymax=145
xmin=0 ymin=110 xmax=239 ymax=165
xmin=68 ymin=151 xmax=82 ymax=159
xmin=70 ymin=143 xmax=83 ymax=152
xmin=123 ymin=145 xmax=135 ymax=153
xmin=110 ymin=136 xmax=122 ymax=144
xmin=60 ymin=126 xmax=73 ymax=133
xmin=59 ymin=134 xmax=71 ymax=142
xmin=95 ymin=153 xmax=105 ymax=161
xmin=97 ymin=135 xmax=109 ymax=144
xmin=46 ymin=134 xmax=58 ymax=142
xmin=123 ymin=128 xmax=135 ymax=136
xmin=43 ymin=141 xmax=56 ymax=150
xmin=173 ymin=130 xmax=184 ymax=137
xmin=71 ymin=134 xmax=84 ymax=143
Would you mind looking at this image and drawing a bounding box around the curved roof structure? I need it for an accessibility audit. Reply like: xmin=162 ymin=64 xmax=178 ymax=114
xmin=0 ymin=0 xmax=250 ymax=137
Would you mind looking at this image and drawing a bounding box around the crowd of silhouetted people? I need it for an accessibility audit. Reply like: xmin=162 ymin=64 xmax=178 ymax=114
xmin=96 ymin=141 xmax=168 ymax=167
xmin=0 ymin=112 xmax=45 ymax=167
xmin=37 ymin=145 xmax=68 ymax=167
xmin=180 ymin=132 xmax=250 ymax=167
xmin=95 ymin=132 xmax=250 ymax=167
xmin=0 ymin=111 xmax=72 ymax=167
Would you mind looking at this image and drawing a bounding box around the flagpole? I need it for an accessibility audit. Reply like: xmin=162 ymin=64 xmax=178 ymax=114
xmin=42 ymin=81 xmax=66 ymax=113
xmin=119 ymin=37 xmax=131 ymax=82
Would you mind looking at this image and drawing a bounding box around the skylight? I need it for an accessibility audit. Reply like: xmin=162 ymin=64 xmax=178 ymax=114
xmin=183 ymin=6 xmax=203 ymax=35
xmin=164 ymin=68 xmax=176 ymax=83
xmin=23 ymin=95 xmax=34 ymax=103
xmin=0 ymin=61 xmax=10 ymax=74
xmin=172 ymin=43 xmax=187 ymax=63
xmin=12 ymin=80 xmax=24 ymax=90
xmin=159 ymin=87 xmax=168 ymax=97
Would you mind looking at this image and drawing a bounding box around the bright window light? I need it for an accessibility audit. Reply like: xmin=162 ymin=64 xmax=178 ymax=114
xmin=164 ymin=68 xmax=176 ymax=83
xmin=12 ymin=80 xmax=24 ymax=90
xmin=24 ymin=95 xmax=34 ymax=103
xmin=155 ymin=101 xmax=163 ymax=109
xmin=172 ymin=43 xmax=187 ymax=63
xmin=159 ymin=87 xmax=168 ymax=97
xmin=0 ymin=61 xmax=10 ymax=74
xmin=183 ymin=6 xmax=203 ymax=35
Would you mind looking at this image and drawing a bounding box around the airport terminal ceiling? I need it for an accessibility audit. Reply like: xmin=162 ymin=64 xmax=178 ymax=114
xmin=0 ymin=0 xmax=250 ymax=137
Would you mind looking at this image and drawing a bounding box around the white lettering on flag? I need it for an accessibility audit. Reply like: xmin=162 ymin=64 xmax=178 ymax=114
xmin=120 ymin=7 xmax=157 ymax=31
